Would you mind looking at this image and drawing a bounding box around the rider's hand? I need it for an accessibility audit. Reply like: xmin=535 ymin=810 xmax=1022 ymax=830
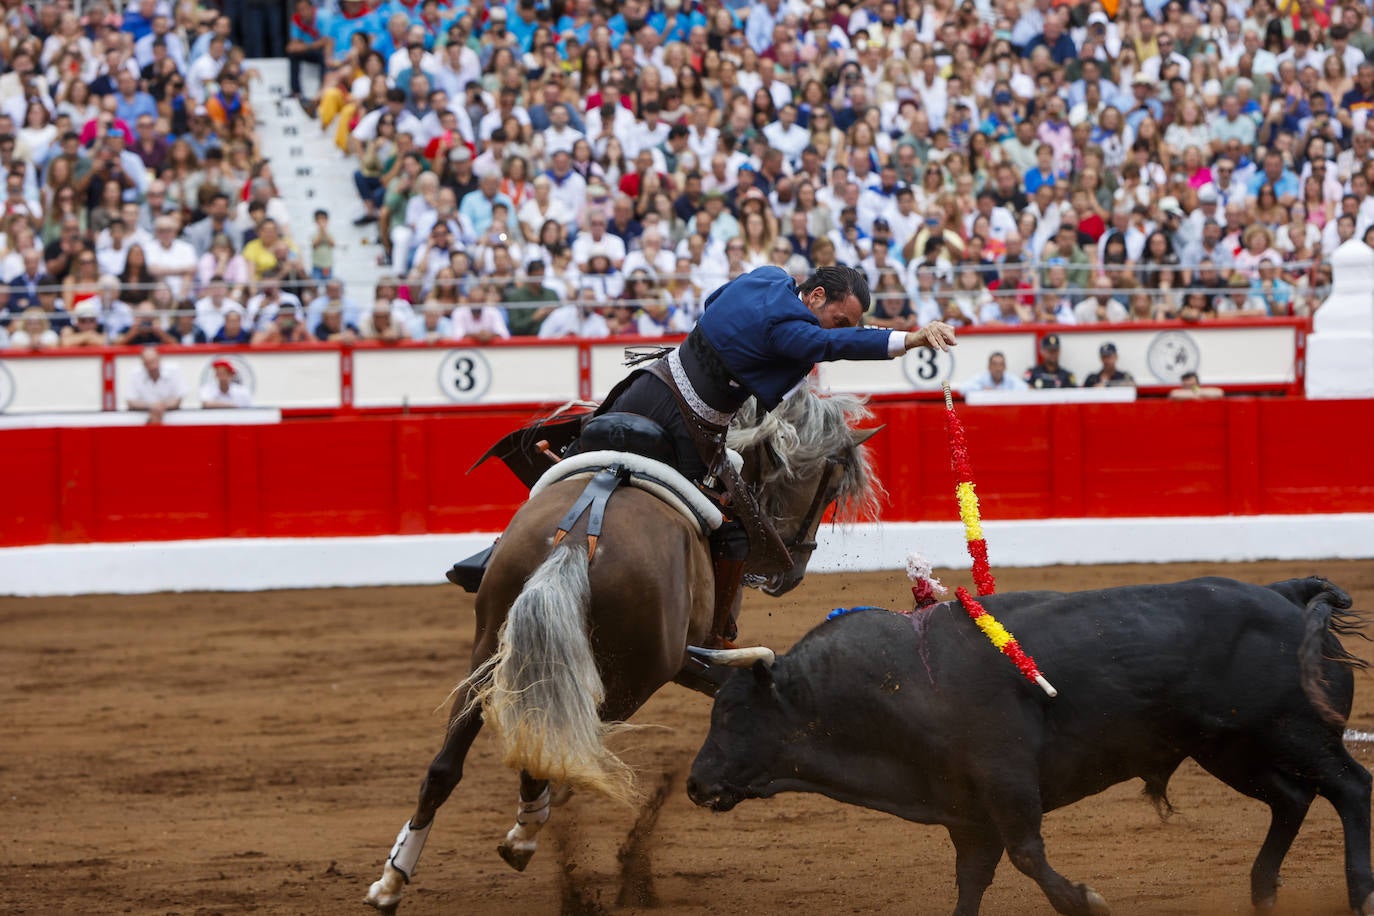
xmin=905 ymin=321 xmax=957 ymax=353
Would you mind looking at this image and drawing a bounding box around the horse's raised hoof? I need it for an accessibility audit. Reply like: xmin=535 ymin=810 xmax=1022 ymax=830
xmin=1082 ymin=885 xmax=1110 ymax=916
xmin=1357 ymin=890 xmax=1374 ymax=915
xmin=498 ymin=838 xmax=538 ymax=872
xmin=364 ymin=863 xmax=406 ymax=912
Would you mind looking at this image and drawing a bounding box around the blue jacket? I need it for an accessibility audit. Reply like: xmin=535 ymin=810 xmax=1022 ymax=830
xmin=698 ymin=266 xmax=892 ymax=411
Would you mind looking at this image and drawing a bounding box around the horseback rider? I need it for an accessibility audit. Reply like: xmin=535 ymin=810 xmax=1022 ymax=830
xmin=589 ymin=264 xmax=957 ymax=649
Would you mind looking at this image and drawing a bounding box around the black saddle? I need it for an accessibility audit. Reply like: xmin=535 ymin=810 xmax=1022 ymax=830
xmin=576 ymin=412 xmax=677 ymax=467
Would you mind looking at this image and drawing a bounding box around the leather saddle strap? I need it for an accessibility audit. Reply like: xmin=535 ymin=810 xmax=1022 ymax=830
xmin=552 ymin=465 xmax=626 ymax=562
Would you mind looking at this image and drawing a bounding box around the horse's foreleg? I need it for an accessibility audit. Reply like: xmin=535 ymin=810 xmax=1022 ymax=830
xmin=365 ymin=683 xmax=485 ymax=912
xmin=497 ymin=770 xmax=562 ymax=872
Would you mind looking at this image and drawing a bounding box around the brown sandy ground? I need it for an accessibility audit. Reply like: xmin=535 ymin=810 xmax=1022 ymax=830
xmin=3 ymin=560 xmax=1374 ymax=915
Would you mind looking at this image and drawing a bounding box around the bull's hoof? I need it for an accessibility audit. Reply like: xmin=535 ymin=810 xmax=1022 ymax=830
xmin=498 ymin=838 xmax=537 ymax=872
xmin=1357 ymin=890 xmax=1374 ymax=915
xmin=1255 ymin=895 xmax=1277 ymax=911
xmin=1082 ymin=885 xmax=1110 ymax=916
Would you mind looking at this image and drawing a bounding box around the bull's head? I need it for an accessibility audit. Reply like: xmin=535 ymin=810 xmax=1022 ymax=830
xmin=687 ymin=659 xmax=793 ymax=812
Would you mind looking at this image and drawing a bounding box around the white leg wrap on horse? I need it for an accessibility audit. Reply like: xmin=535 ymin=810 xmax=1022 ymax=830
xmin=517 ymin=787 xmax=552 ymax=828
xmin=503 ymin=787 xmax=551 ymax=854
xmin=388 ymin=819 xmax=433 ymax=881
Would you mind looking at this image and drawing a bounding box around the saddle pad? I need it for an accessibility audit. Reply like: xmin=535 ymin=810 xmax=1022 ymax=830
xmin=530 ymin=450 xmax=724 ymax=536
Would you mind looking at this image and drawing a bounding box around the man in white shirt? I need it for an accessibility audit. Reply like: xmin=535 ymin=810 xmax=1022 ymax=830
xmin=200 ymin=358 xmax=253 ymax=408
xmin=1140 ymin=32 xmax=1192 ymax=81
xmin=624 ymin=103 xmax=671 ymax=160
xmin=762 ymin=102 xmax=810 ymax=169
xmin=127 ymin=347 xmax=187 ymax=423
xmin=194 ymin=275 xmax=243 ymax=339
xmin=541 ymin=103 xmax=583 ymax=156
xmin=352 ymin=89 xmax=424 ymax=145
xmin=185 ymin=34 xmax=227 ymax=104
xmin=686 ymin=104 xmax=719 ymax=165
xmin=419 ymin=90 xmax=475 ymax=146
xmin=144 ymin=216 xmax=198 ymax=299
xmin=963 ymin=189 xmax=1018 ymax=242
xmin=583 ymin=87 xmax=637 ymax=149
xmin=570 ymin=211 xmax=627 ymax=270
xmin=477 ymin=86 xmax=531 ymax=142
xmin=538 ymin=299 xmax=610 ymax=338
xmin=545 ymin=150 xmax=587 ymax=217
xmin=961 ymin=352 xmax=1029 ymax=393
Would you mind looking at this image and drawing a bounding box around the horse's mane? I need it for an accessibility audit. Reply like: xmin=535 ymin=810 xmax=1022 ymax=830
xmin=726 ymin=386 xmax=885 ymax=523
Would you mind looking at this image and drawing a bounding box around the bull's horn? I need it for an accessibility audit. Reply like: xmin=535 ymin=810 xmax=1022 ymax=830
xmin=687 ymin=645 xmax=776 ymax=668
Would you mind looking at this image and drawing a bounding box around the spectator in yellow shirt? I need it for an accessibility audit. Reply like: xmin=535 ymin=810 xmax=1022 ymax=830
xmin=240 ymin=219 xmax=298 ymax=279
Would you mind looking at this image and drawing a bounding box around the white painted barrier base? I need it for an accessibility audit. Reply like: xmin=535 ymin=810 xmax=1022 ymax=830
xmin=2 ymin=514 xmax=1372 ymax=597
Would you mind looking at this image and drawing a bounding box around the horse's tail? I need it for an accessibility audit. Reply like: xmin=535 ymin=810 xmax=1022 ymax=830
xmin=466 ymin=542 xmax=636 ymax=804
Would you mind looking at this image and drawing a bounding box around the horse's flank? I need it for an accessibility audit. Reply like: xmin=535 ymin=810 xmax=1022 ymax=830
xmin=463 ymin=483 xmax=712 ymax=803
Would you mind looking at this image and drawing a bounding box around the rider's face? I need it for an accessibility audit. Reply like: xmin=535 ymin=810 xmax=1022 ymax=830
xmin=807 ymin=288 xmax=864 ymax=329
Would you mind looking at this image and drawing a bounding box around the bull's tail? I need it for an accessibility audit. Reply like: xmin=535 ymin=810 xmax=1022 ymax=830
xmin=1286 ymin=577 xmax=1367 ymax=728
xmin=465 ymin=543 xmax=636 ymax=804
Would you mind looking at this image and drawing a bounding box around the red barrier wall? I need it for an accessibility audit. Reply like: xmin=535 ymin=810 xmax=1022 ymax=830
xmin=4 ymin=398 xmax=1374 ymax=548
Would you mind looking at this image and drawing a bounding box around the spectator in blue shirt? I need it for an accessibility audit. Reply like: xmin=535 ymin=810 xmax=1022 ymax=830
xmin=121 ymin=0 xmax=157 ymax=43
xmin=459 ymin=170 xmax=515 ymax=236
xmin=113 ymin=70 xmax=158 ymax=125
xmin=507 ymin=0 xmax=540 ymax=52
xmin=1022 ymin=144 xmax=1058 ymax=195
xmin=1248 ymin=150 xmax=1300 ymax=204
xmin=648 ymin=0 xmax=703 ymax=44
xmin=745 ymin=0 xmax=784 ymax=54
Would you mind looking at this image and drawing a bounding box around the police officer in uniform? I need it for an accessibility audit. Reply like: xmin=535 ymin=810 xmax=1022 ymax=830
xmin=1025 ymin=333 xmax=1076 ymax=388
xmin=600 ymin=264 xmax=957 ymax=647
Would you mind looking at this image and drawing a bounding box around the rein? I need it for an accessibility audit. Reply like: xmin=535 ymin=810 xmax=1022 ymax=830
xmin=761 ymin=452 xmax=847 ymax=559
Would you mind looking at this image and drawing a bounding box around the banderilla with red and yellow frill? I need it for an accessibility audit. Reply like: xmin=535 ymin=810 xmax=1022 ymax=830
xmin=942 ymin=382 xmax=1057 ymax=699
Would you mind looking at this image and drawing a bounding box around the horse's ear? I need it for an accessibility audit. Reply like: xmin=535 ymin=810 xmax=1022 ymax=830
xmin=851 ymin=424 xmax=884 ymax=447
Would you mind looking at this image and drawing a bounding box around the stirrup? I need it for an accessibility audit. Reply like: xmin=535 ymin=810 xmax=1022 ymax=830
xmin=447 ymin=540 xmax=497 ymax=592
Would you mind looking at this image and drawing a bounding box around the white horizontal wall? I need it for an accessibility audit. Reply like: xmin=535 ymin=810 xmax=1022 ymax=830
xmin=2 ymin=514 xmax=1372 ymax=597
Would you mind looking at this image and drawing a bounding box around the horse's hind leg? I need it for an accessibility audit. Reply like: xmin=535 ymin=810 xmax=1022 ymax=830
xmin=365 ymin=681 xmax=485 ymax=912
xmin=496 ymin=770 xmax=567 ymax=871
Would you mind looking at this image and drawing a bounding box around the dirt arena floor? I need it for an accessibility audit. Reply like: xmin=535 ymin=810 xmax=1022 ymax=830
xmin=5 ymin=559 xmax=1374 ymax=916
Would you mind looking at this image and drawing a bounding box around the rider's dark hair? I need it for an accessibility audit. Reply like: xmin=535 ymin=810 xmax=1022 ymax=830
xmin=798 ymin=265 xmax=871 ymax=313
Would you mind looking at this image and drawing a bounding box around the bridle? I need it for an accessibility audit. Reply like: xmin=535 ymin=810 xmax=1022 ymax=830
xmin=780 ymin=454 xmax=847 ymax=558
xmin=749 ymin=441 xmax=850 ymax=584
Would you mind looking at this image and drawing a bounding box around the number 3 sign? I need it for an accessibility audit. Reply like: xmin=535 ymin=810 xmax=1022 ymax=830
xmin=901 ymin=346 xmax=954 ymax=390
xmin=438 ymin=349 xmax=493 ymax=402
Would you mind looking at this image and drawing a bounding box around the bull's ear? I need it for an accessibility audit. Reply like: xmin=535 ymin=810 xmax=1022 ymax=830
xmin=751 ymin=659 xmax=774 ymax=689
xmin=851 ymin=425 xmax=884 ymax=447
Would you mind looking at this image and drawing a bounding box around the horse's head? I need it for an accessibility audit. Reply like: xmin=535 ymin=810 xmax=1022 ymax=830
xmin=729 ymin=389 xmax=885 ymax=597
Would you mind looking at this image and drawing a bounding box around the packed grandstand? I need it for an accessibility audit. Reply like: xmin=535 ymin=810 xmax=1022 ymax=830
xmin=0 ymin=0 xmax=1369 ymax=354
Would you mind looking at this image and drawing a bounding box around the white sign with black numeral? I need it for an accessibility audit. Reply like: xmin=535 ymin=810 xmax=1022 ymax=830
xmin=900 ymin=346 xmax=955 ymax=390
xmin=437 ymin=349 xmax=494 ymax=403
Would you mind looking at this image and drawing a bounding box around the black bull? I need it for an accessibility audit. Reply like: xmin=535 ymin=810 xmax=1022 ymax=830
xmin=688 ymin=577 xmax=1373 ymax=916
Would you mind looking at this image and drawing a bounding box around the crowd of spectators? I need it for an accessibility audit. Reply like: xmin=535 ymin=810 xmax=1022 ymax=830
xmin=294 ymin=0 xmax=1370 ymax=342
xmin=3 ymin=0 xmax=1371 ymax=354
xmin=0 ymin=0 xmax=350 ymax=352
